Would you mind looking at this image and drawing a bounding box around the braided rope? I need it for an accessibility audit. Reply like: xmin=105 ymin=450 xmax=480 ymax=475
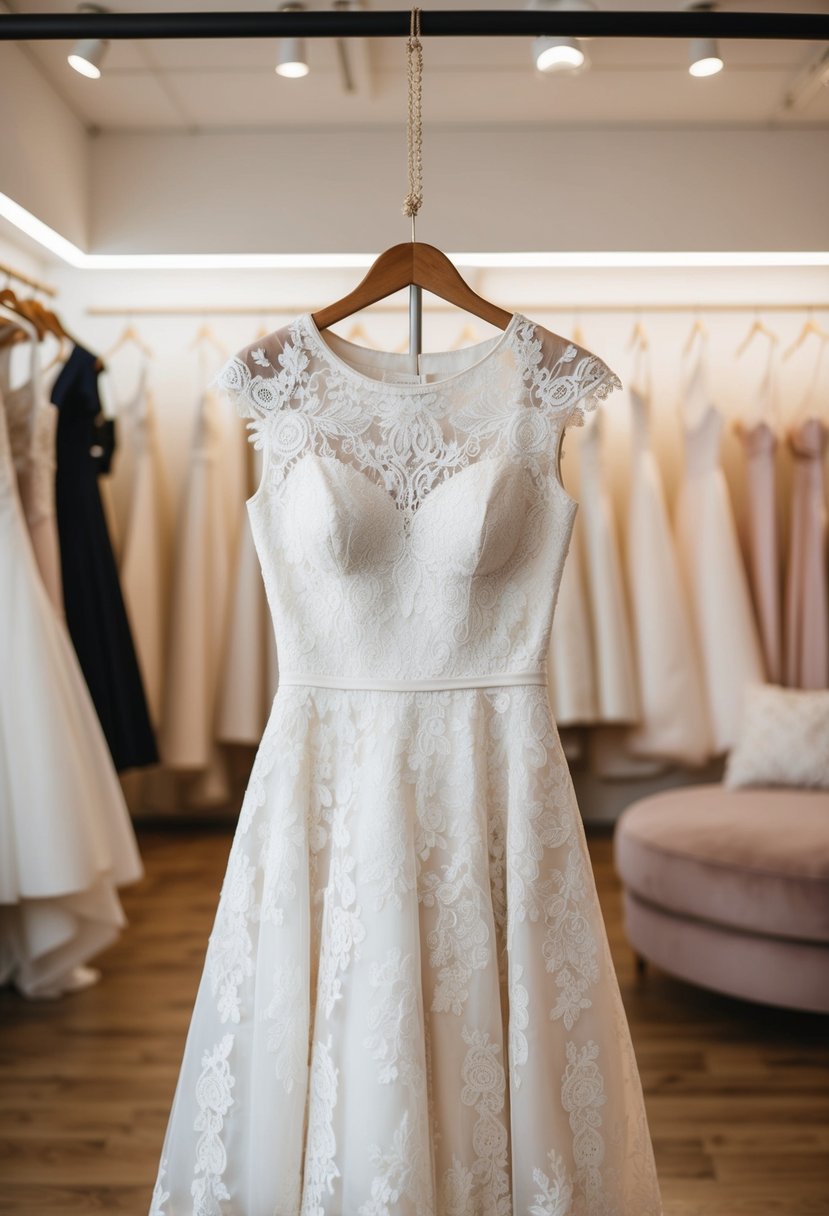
xmin=402 ymin=6 xmax=423 ymax=223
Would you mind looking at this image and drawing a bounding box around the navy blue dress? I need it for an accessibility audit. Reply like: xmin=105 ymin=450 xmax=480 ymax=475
xmin=52 ymin=343 xmax=158 ymax=771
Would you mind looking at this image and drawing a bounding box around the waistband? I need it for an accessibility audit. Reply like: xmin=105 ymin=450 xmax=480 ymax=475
xmin=277 ymin=669 xmax=548 ymax=692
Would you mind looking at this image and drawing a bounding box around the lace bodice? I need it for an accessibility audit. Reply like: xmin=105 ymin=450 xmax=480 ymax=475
xmin=0 ymin=339 xmax=57 ymax=528
xmin=215 ymin=312 xmax=622 ymax=684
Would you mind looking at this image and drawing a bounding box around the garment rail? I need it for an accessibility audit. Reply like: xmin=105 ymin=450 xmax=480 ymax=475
xmin=0 ymin=261 xmax=57 ymax=298
xmin=2 ymin=10 xmax=828 ymax=42
xmin=86 ymin=302 xmax=829 ymax=318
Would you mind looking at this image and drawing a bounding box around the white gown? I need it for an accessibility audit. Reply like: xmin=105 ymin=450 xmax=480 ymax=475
xmin=673 ymin=344 xmax=766 ymax=754
xmin=624 ymin=346 xmax=711 ymax=765
xmin=149 ymin=314 xmax=662 ymax=1215
xmin=161 ymin=384 xmax=231 ymax=776
xmin=0 ymin=383 xmax=144 ymax=998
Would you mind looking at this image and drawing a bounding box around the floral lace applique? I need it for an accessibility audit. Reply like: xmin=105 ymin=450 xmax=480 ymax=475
xmin=301 ymin=1033 xmax=341 ymax=1213
xmin=191 ymin=1033 xmax=235 ymax=1216
xmin=265 ymin=960 xmax=306 ymax=1094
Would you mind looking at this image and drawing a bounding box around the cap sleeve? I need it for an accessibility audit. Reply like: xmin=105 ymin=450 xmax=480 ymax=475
xmin=210 ymin=324 xmax=302 ymax=445
xmin=536 ymin=334 xmax=623 ymax=430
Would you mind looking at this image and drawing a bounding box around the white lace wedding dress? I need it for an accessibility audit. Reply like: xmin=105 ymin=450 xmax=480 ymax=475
xmin=149 ymin=312 xmax=663 ymax=1215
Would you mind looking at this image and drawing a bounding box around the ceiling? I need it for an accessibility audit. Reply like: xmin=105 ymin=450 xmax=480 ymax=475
xmin=4 ymin=0 xmax=829 ymax=131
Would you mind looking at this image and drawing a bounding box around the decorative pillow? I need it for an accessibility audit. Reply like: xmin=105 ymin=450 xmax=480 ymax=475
xmin=724 ymin=683 xmax=829 ymax=790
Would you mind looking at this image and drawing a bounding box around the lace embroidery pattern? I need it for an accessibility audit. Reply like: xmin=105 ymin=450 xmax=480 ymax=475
xmin=530 ymin=1149 xmax=575 ymax=1216
xmin=302 ymin=1033 xmax=341 ymax=1213
xmin=149 ymin=1155 xmax=170 ymax=1216
xmin=361 ymin=946 xmax=432 ymax=1214
xmin=265 ymin=960 xmax=306 ymax=1094
xmin=561 ymin=1039 xmax=608 ymax=1207
xmin=214 ymin=311 xmax=621 ymax=515
xmin=207 ymin=845 xmax=258 ymax=1024
xmin=317 ymin=791 xmax=367 ymax=1020
xmin=445 ymin=1024 xmax=511 ymax=1215
xmin=191 ymin=1033 xmax=235 ymax=1216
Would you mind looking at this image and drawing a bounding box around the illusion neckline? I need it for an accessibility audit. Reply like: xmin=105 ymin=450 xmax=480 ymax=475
xmin=300 ymin=310 xmax=523 ymax=395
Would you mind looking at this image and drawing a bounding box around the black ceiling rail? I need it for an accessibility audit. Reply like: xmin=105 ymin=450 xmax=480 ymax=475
xmin=0 ymin=10 xmax=828 ymax=41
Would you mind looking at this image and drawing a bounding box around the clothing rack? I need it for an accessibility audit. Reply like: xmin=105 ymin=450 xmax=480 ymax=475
xmin=85 ymin=302 xmax=829 ymax=318
xmin=1 ymin=10 xmax=828 ymax=42
xmin=0 ymin=260 xmax=56 ymax=298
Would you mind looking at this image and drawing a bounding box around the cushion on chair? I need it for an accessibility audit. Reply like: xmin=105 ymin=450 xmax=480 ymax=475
xmin=613 ymin=784 xmax=829 ymax=944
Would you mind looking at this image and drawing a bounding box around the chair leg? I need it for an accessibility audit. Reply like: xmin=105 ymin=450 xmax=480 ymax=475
xmin=634 ymin=950 xmax=648 ymax=978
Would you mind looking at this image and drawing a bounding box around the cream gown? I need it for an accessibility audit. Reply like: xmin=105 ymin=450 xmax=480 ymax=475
xmin=0 ymin=381 xmax=144 ymax=999
xmin=624 ymin=345 xmax=710 ymax=765
xmin=673 ymin=343 xmax=765 ymax=754
xmin=217 ymin=433 xmax=278 ymax=745
xmin=161 ymin=382 xmax=231 ymax=775
xmin=149 ymin=313 xmax=662 ymax=1214
xmin=578 ymin=405 xmax=639 ymax=724
xmin=545 ymin=508 xmax=598 ymax=727
xmin=735 ymin=343 xmax=782 ymax=684
xmin=118 ymin=359 xmax=171 ymax=727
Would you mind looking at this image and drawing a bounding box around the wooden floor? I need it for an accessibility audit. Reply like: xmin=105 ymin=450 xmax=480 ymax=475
xmin=1 ymin=824 xmax=827 ymax=1215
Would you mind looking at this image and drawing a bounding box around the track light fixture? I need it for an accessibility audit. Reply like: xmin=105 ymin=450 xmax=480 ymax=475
xmin=687 ymin=2 xmax=724 ymax=77
xmin=528 ymin=0 xmax=594 ymax=75
xmin=275 ymin=1 xmax=310 ymax=78
xmin=67 ymin=3 xmax=109 ymax=79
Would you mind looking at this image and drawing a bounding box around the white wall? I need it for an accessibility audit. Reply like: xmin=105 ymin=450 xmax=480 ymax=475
xmin=88 ymin=126 xmax=829 ymax=256
xmin=0 ymin=44 xmax=89 ymax=248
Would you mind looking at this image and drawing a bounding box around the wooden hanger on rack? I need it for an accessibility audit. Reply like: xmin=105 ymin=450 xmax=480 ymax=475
xmin=627 ymin=317 xmax=649 ymax=352
xmin=682 ymin=315 xmax=708 ymax=357
xmin=190 ymin=323 xmax=227 ymax=359
xmin=310 ymin=242 xmax=513 ymax=334
xmin=735 ymin=315 xmax=779 ymax=358
xmin=105 ymin=323 xmax=154 ymax=361
xmin=783 ymin=312 xmax=829 ymax=361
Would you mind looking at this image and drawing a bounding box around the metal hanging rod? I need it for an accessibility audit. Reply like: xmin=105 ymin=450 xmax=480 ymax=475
xmin=86 ymin=302 xmax=829 ymax=318
xmin=0 ymin=260 xmax=57 ymax=298
xmin=2 ymin=10 xmax=828 ymax=41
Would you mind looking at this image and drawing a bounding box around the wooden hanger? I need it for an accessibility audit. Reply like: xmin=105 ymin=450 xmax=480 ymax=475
xmin=310 ymin=242 xmax=513 ymax=332
xmin=345 ymin=321 xmax=375 ymax=347
xmin=450 ymin=322 xmax=481 ymax=350
xmin=735 ymin=315 xmax=779 ymax=359
xmin=190 ymin=323 xmax=227 ymax=359
xmin=627 ymin=317 xmax=649 ymax=352
xmin=683 ymin=315 xmax=708 ymax=357
xmin=105 ymin=323 xmax=153 ymax=361
xmin=783 ymin=312 xmax=829 ymax=361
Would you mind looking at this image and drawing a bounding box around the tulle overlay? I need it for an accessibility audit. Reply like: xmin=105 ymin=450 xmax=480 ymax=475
xmin=151 ymin=682 xmax=660 ymax=1215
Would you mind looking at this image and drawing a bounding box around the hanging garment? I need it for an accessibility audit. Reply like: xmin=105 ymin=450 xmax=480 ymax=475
xmin=784 ymin=416 xmax=829 ymax=689
xmin=216 ymin=439 xmax=277 ymax=745
xmin=577 ymin=404 xmax=639 ymax=724
xmin=624 ymin=346 xmax=710 ymax=765
xmin=149 ymin=313 xmax=663 ymax=1215
xmin=117 ymin=360 xmax=170 ymax=728
xmin=52 ymin=343 xmax=158 ymax=771
xmin=735 ymin=341 xmax=782 ymax=682
xmin=0 ymin=384 xmax=144 ymax=998
xmin=0 ymin=332 xmax=63 ymax=613
xmin=673 ymin=344 xmax=766 ymax=754
xmin=546 ymin=509 xmax=598 ymax=726
xmin=161 ymin=382 xmax=231 ymax=773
